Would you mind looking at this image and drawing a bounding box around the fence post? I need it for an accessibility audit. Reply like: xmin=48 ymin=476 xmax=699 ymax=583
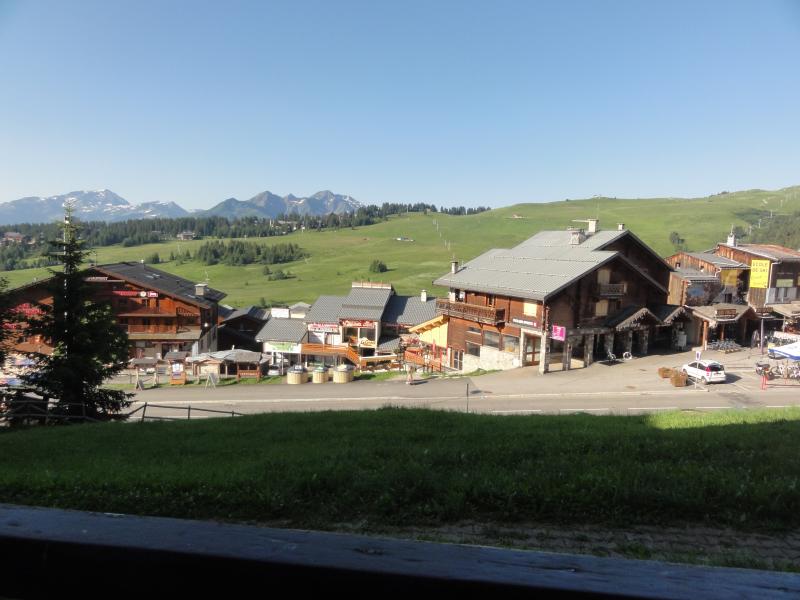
xmin=187 ymin=406 xmax=192 ymax=420
xmin=141 ymin=402 xmax=147 ymax=422
xmin=466 ymin=383 xmax=469 ymax=414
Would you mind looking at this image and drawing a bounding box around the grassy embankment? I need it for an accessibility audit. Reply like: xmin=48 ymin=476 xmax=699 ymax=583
xmin=3 ymin=187 xmax=799 ymax=307
xmin=1 ymin=408 xmax=799 ymax=534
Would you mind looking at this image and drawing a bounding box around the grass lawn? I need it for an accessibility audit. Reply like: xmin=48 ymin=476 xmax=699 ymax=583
xmin=4 ymin=186 xmax=799 ymax=307
xmin=1 ymin=407 xmax=799 ymax=535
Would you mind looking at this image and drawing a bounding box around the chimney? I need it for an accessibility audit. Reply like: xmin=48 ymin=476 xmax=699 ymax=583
xmin=587 ymin=218 xmax=599 ymax=234
xmin=569 ymin=228 xmax=586 ymax=245
xmin=451 ymin=260 xmax=459 ymax=274
xmin=420 ymin=289 xmax=427 ymax=302
xmin=617 ymin=223 xmax=625 ymax=231
xmin=195 ymin=283 xmax=207 ymax=297
xmin=727 ymin=226 xmax=737 ymax=247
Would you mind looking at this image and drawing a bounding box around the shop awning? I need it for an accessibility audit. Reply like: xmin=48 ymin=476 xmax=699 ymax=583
xmin=690 ymin=303 xmax=752 ymax=327
xmin=769 ymin=303 xmax=800 ymax=320
xmin=605 ymin=306 xmax=661 ymax=331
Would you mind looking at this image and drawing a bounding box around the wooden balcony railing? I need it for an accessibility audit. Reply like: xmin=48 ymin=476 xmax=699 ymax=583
xmin=301 ymin=343 xmax=362 ymax=367
xmin=124 ymin=324 xmax=201 ymax=335
xmin=435 ymin=299 xmax=505 ymax=325
xmin=594 ymin=283 xmax=627 ymax=298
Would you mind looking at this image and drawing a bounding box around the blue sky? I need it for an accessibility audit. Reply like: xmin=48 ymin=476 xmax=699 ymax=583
xmin=1 ymin=0 xmax=799 ymax=209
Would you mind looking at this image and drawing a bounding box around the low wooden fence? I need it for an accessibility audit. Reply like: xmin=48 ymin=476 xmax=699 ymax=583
xmin=127 ymin=403 xmax=244 ymax=421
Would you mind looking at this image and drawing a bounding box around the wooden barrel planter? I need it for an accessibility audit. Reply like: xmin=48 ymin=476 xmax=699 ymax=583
xmin=333 ymin=367 xmax=354 ymax=384
xmin=312 ymin=368 xmax=328 ymax=384
xmin=287 ymin=370 xmax=308 ymax=385
xmin=658 ymin=367 xmax=674 ymax=379
xmin=670 ymin=372 xmax=688 ymax=387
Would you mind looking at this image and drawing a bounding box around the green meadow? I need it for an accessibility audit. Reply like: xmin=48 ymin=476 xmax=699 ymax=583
xmin=3 ymin=186 xmax=799 ymax=307
xmin=1 ymin=408 xmax=799 ymax=533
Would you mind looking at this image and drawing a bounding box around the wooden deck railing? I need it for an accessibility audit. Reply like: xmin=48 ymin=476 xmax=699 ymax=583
xmin=435 ymin=299 xmax=505 ymax=325
xmin=301 ymin=343 xmax=362 ymax=367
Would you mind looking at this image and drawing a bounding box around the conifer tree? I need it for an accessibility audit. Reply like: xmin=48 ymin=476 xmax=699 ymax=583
xmin=23 ymin=203 xmax=131 ymax=421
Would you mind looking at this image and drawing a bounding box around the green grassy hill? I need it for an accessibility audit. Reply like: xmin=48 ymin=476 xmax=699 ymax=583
xmin=4 ymin=186 xmax=799 ymax=307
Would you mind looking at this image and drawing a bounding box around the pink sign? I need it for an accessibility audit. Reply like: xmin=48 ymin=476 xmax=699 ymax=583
xmin=551 ymin=325 xmax=566 ymax=341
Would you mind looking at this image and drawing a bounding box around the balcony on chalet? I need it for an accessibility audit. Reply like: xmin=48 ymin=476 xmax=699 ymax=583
xmin=435 ymin=299 xmax=505 ymax=325
xmin=123 ymin=324 xmax=202 ymax=335
xmin=593 ymin=283 xmax=627 ymax=298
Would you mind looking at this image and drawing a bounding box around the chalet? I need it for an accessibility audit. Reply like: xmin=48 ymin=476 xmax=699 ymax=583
xmin=714 ymin=235 xmax=800 ymax=307
xmin=432 ymin=220 xmax=682 ymax=373
xmin=665 ymin=250 xmax=749 ymax=306
xmin=217 ymin=305 xmax=269 ymax=352
xmin=9 ymin=262 xmax=226 ymax=359
xmin=176 ymin=231 xmax=196 ymax=241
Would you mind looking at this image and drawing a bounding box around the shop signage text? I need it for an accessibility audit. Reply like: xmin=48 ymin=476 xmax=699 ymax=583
xmin=308 ymin=322 xmax=340 ymax=333
xmin=512 ymin=317 xmax=538 ymax=328
xmin=112 ymin=290 xmax=158 ymax=298
xmin=341 ymin=319 xmax=374 ymax=328
xmin=551 ymin=325 xmax=566 ymax=341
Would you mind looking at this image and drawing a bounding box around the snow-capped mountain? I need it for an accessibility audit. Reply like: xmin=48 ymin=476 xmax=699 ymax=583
xmin=201 ymin=190 xmax=362 ymax=219
xmin=0 ymin=190 xmax=188 ymax=225
xmin=0 ymin=188 xmax=363 ymax=225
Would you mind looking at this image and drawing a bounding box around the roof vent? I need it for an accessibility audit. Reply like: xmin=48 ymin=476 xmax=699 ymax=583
xmin=617 ymin=223 xmax=625 ymax=231
xmin=451 ymin=260 xmax=459 ymax=274
xmin=727 ymin=226 xmax=737 ymax=247
xmin=587 ymin=218 xmax=599 ymax=234
xmin=569 ymin=228 xmax=586 ymax=245
xmin=420 ymin=289 xmax=427 ymax=302
xmin=195 ymin=283 xmax=207 ymax=297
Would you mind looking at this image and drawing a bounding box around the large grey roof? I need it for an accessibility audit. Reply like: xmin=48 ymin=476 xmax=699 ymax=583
xmin=255 ymin=318 xmax=308 ymax=343
xmin=435 ymin=247 xmax=616 ymax=302
xmin=339 ymin=287 xmax=393 ymax=320
xmin=382 ymin=295 xmax=438 ymax=326
xmin=304 ymin=295 xmax=347 ymax=323
xmin=435 ymin=228 xmax=668 ymax=302
xmin=514 ymin=229 xmax=627 ymax=250
xmin=95 ymin=262 xmax=226 ymax=308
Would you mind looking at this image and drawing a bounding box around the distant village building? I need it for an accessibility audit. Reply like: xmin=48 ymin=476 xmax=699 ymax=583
xmin=176 ymin=231 xmax=196 ymax=241
xmin=1 ymin=231 xmax=26 ymax=245
xmin=430 ymin=220 xmax=684 ymax=373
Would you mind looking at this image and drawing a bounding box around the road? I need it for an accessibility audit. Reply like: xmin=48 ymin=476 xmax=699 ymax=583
xmin=124 ymin=348 xmax=800 ymax=420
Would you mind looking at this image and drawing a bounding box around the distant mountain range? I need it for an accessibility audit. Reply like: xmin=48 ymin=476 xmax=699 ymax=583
xmin=0 ymin=189 xmax=363 ymax=226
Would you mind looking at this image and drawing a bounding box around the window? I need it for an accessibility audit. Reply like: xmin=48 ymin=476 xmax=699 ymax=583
xmin=452 ymin=350 xmax=464 ymax=370
xmin=595 ymin=299 xmax=609 ymax=317
xmin=466 ymin=326 xmax=481 ymax=335
xmin=523 ymin=302 xmax=539 ymax=317
xmin=484 ymin=331 xmax=500 ymax=348
xmin=502 ymin=335 xmax=519 ymax=354
xmin=487 ymin=295 xmax=495 ymax=307
xmin=597 ymin=268 xmax=611 ymax=284
xmin=466 ymin=342 xmax=480 ymax=357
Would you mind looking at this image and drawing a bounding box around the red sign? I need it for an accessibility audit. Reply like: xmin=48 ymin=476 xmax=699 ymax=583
xmin=551 ymin=325 xmax=566 ymax=341
xmin=341 ymin=320 xmax=374 ymax=328
xmin=13 ymin=303 xmax=43 ymax=317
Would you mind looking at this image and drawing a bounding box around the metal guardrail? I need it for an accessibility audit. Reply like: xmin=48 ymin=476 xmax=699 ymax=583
xmin=127 ymin=403 xmax=243 ymax=421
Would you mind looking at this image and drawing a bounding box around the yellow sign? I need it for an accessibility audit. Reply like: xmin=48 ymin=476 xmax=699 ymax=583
xmin=750 ymin=260 xmax=770 ymax=289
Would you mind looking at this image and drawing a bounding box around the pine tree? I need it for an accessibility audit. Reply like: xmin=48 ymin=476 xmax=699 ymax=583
xmin=23 ymin=203 xmax=131 ymax=422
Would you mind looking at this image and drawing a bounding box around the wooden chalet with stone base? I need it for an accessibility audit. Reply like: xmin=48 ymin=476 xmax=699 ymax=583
xmin=8 ymin=262 xmax=226 ymax=359
xmin=432 ymin=220 xmax=687 ymax=374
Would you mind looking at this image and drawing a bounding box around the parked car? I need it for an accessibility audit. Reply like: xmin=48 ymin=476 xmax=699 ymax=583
xmin=681 ymin=360 xmax=727 ymax=384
